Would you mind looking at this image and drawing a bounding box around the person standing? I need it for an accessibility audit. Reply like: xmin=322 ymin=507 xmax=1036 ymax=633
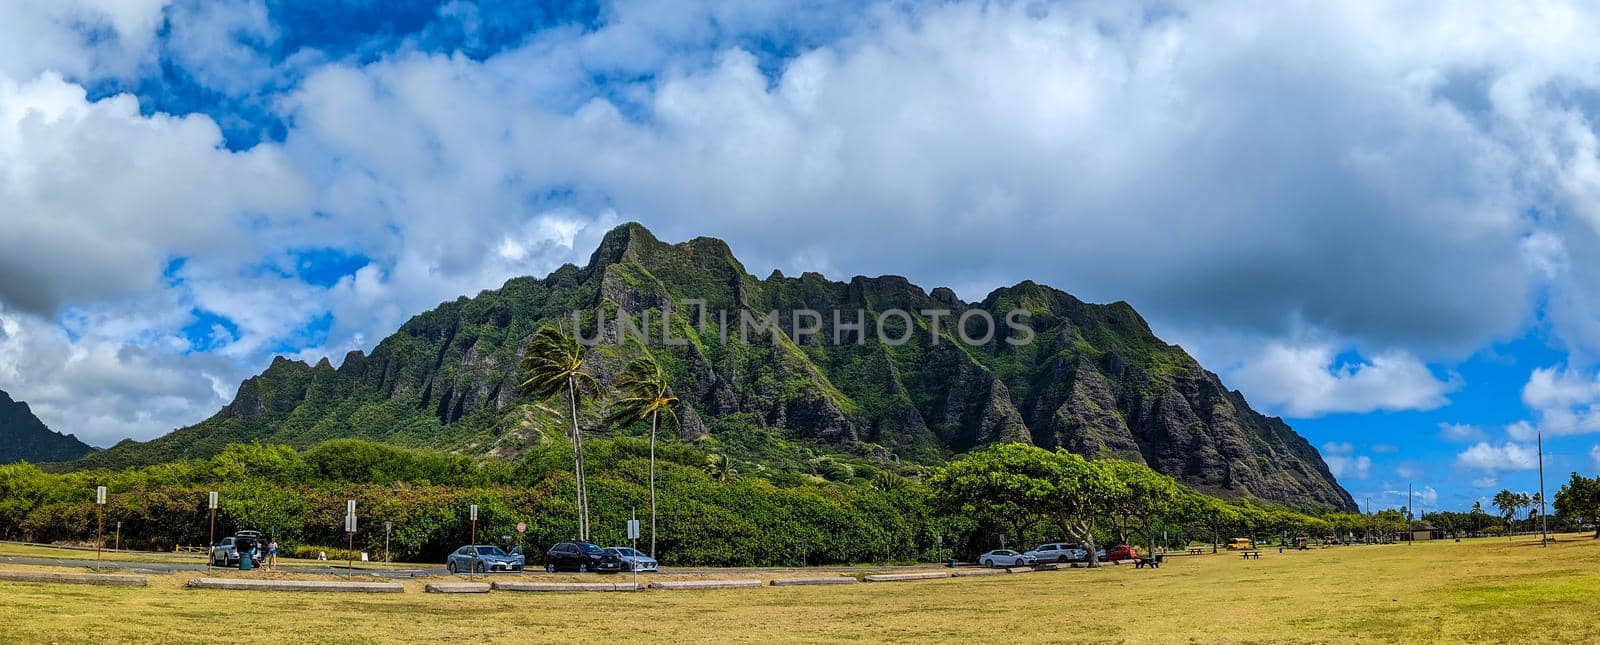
xmin=267 ymin=539 xmax=279 ymax=570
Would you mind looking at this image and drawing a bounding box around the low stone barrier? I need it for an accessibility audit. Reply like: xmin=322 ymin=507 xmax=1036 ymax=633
xmin=768 ymin=577 xmax=858 ymax=586
xmin=1006 ymin=567 xmax=1035 ymax=574
xmin=863 ymin=572 xmax=948 ymax=582
xmin=493 ymin=581 xmax=632 ymax=592
xmin=426 ymin=582 xmax=491 ymax=593
xmin=951 ymin=568 xmax=1007 ymax=577
xmin=649 ymin=579 xmax=763 ymax=590
xmin=186 ymin=578 xmax=403 ymax=593
xmin=0 ymin=570 xmax=147 ymax=587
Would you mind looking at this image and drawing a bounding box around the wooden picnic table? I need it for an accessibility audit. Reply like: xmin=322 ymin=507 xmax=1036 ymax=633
xmin=1187 ymin=547 xmax=1203 ymax=555
xmin=1239 ymin=551 xmax=1262 ymax=560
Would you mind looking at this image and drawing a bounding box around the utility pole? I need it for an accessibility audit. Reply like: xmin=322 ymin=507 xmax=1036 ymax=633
xmin=95 ymin=486 xmax=106 ymax=565
xmin=1408 ymin=484 xmax=1414 ymax=545
xmin=1539 ymin=431 xmax=1550 ymax=547
xmin=207 ymin=491 xmax=218 ymax=569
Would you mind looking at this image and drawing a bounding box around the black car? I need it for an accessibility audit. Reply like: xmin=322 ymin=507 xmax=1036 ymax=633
xmin=544 ymin=541 xmax=623 ymax=573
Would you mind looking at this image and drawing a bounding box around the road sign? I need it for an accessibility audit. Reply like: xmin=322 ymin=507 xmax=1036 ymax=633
xmin=627 ymin=519 xmax=641 ymax=540
xmin=470 ymin=504 xmax=478 ymax=521
xmin=516 ymin=522 xmax=526 ymax=534
xmin=96 ymin=486 xmax=107 ymax=505
xmin=347 ymin=499 xmax=357 ymax=515
xmin=208 ymin=491 xmax=218 ymax=510
xmin=345 ymin=513 xmax=357 ymax=534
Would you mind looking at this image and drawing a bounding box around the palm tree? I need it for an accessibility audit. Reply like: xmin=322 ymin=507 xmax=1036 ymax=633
xmin=519 ymin=324 xmax=597 ymax=541
xmin=1492 ymin=490 xmax=1518 ymax=540
xmin=705 ymin=453 xmax=736 ymax=482
xmin=604 ymin=350 xmax=679 ymax=558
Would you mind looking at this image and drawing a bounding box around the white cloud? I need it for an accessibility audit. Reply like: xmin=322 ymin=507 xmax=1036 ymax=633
xmin=1321 ymin=441 xmax=1373 ymax=481
xmin=1456 ymin=441 xmax=1540 ymax=473
xmin=1472 ymin=476 xmax=1498 ymax=488
xmin=0 ymin=72 xmax=309 ymax=314
xmin=1439 ymin=422 xmax=1488 ymax=442
xmin=1591 ymin=445 xmax=1600 ymax=472
xmin=1228 ymin=344 xmax=1456 ymax=417
xmin=18 ymin=1 xmax=1600 ymax=444
xmin=1507 ymin=366 xmax=1600 ymax=439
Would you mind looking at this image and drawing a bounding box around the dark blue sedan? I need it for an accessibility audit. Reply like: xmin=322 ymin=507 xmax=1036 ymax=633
xmin=447 ymin=545 xmax=525 ymax=573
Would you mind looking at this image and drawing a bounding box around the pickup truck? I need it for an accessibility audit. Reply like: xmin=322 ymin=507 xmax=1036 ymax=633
xmin=210 ymin=530 xmax=266 ymax=567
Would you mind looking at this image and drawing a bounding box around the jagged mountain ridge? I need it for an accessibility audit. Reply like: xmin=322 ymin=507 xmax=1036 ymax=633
xmin=0 ymin=389 xmax=96 ymax=464
xmin=77 ymin=223 xmax=1356 ymax=511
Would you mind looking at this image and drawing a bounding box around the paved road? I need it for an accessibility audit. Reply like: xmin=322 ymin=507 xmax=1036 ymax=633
xmin=0 ymin=555 xmax=445 ymax=578
xmin=2 ymin=552 xmax=950 ymax=579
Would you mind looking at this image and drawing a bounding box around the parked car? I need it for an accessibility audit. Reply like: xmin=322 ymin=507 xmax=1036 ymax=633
xmin=210 ymin=530 xmax=265 ymax=567
xmin=604 ymin=547 xmax=658 ymax=572
xmin=1024 ymin=542 xmax=1088 ymax=563
xmin=978 ymin=549 xmax=1037 ymax=568
xmin=1098 ymin=544 xmax=1139 ymax=561
xmin=447 ymin=545 xmax=525 ymax=573
xmin=544 ymin=541 xmax=624 ymax=573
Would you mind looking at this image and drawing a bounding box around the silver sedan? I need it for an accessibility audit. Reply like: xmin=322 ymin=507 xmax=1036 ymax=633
xmin=978 ymin=549 xmax=1037 ymax=567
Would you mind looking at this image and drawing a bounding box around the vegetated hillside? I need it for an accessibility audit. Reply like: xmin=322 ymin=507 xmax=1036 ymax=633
xmin=0 ymin=389 xmax=95 ymax=464
xmin=76 ymin=223 xmax=1355 ymax=511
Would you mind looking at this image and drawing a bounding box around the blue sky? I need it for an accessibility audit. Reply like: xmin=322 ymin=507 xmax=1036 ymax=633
xmin=4 ymin=1 xmax=1600 ymax=512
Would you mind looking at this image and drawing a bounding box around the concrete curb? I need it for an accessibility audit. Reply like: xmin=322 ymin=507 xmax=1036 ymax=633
xmin=951 ymin=568 xmax=1007 ymax=577
xmin=493 ymin=581 xmax=633 ymax=592
xmin=649 ymin=579 xmax=763 ymax=590
xmin=0 ymin=570 xmax=147 ymax=587
xmin=1006 ymin=567 xmax=1035 ymax=574
xmin=186 ymin=578 xmax=404 ymax=593
xmin=768 ymin=577 xmax=858 ymax=586
xmin=426 ymin=582 xmax=491 ymax=593
xmin=863 ymin=572 xmax=948 ymax=582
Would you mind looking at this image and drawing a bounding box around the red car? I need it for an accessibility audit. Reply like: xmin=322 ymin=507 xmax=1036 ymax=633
xmin=1099 ymin=545 xmax=1139 ymax=561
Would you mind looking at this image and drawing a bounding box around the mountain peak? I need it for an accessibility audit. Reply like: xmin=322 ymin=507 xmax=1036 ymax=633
xmin=0 ymin=387 xmax=96 ymax=464
xmin=587 ymin=221 xmax=668 ymax=269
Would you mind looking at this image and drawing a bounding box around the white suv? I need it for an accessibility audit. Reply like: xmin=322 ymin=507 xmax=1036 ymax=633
xmin=1025 ymin=542 xmax=1088 ymax=563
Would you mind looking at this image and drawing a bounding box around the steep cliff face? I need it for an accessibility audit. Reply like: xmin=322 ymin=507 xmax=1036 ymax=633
xmin=78 ymin=223 xmax=1356 ymax=511
xmin=0 ymin=389 xmax=95 ymax=464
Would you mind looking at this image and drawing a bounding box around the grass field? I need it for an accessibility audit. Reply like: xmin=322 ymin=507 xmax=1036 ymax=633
xmin=1 ymin=535 xmax=1597 ymax=643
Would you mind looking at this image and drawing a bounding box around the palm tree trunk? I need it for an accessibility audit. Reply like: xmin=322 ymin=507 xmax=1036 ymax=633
xmin=568 ymin=376 xmax=589 ymax=541
xmin=649 ymin=409 xmax=658 ymax=559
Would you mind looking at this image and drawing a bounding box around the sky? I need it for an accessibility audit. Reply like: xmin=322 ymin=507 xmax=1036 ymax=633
xmin=3 ymin=1 xmax=1600 ymax=512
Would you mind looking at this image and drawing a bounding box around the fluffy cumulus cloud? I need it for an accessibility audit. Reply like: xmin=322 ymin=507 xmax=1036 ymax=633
xmin=1508 ymin=365 xmax=1600 ymax=439
xmin=1321 ymin=442 xmax=1372 ymax=481
xmin=1227 ymin=344 xmax=1456 ymax=417
xmin=1439 ymin=423 xmax=1488 ymax=442
xmin=14 ymin=0 xmax=1600 ymax=444
xmin=1455 ymin=442 xmax=1540 ymax=473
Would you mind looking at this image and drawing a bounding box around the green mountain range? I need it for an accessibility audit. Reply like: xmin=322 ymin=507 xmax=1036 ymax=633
xmin=0 ymin=389 xmax=95 ymax=464
xmin=75 ymin=223 xmax=1356 ymax=511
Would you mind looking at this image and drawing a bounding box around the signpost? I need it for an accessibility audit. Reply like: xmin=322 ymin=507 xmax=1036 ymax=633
xmin=384 ymin=521 xmax=393 ymax=563
xmin=95 ymin=486 xmax=107 ymax=565
xmin=345 ymin=500 xmax=357 ymax=578
xmin=207 ymin=491 xmax=218 ymax=568
xmin=515 ymin=521 xmax=526 ymax=557
xmin=627 ymin=512 xmax=642 ymax=592
xmin=470 ymin=504 xmax=479 ymax=554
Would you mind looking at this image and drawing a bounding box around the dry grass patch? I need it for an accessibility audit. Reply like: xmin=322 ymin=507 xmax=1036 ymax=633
xmin=0 ymin=535 xmax=1597 ymax=643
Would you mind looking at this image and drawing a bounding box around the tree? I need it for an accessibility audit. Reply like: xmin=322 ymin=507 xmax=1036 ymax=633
xmin=1492 ymin=490 xmax=1519 ymax=540
xmin=518 ymin=325 xmax=598 ymax=540
xmin=1553 ymin=472 xmax=1600 ymax=539
xmin=604 ymin=349 xmax=680 ymax=558
xmin=1096 ymin=460 xmax=1181 ymax=558
xmin=1470 ymin=501 xmax=1489 ymax=536
xmin=704 ymin=453 xmax=736 ymax=482
xmin=927 ymin=444 xmax=1052 ymax=553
